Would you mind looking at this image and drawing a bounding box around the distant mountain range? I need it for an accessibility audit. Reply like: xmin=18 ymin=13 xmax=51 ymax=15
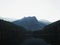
xmin=0 ymin=17 xmax=60 ymax=45
xmin=13 ymin=16 xmax=51 ymax=31
xmin=0 ymin=17 xmax=16 ymax=22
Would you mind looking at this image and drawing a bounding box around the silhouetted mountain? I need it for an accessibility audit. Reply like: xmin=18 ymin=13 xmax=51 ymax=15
xmin=33 ymin=20 xmax=60 ymax=45
xmin=0 ymin=19 xmax=26 ymax=45
xmin=42 ymin=20 xmax=60 ymax=45
xmin=13 ymin=16 xmax=50 ymax=31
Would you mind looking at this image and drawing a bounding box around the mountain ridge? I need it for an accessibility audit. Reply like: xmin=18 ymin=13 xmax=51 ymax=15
xmin=13 ymin=16 xmax=50 ymax=31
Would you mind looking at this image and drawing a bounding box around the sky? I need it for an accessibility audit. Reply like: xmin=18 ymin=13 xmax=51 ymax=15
xmin=0 ymin=0 xmax=60 ymax=22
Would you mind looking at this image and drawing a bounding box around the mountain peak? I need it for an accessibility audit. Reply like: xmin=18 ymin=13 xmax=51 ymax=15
xmin=13 ymin=16 xmax=40 ymax=31
xmin=13 ymin=16 xmax=50 ymax=31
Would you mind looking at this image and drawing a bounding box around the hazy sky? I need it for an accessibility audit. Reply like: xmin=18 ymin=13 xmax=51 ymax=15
xmin=0 ymin=0 xmax=60 ymax=22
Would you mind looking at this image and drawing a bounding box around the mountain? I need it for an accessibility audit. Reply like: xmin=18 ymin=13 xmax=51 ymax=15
xmin=26 ymin=20 xmax=60 ymax=45
xmin=0 ymin=19 xmax=26 ymax=45
xmin=43 ymin=20 xmax=60 ymax=45
xmin=13 ymin=16 xmax=41 ymax=31
xmin=13 ymin=16 xmax=50 ymax=31
xmin=43 ymin=20 xmax=60 ymax=34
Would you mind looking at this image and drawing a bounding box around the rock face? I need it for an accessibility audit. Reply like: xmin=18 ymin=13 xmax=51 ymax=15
xmin=13 ymin=16 xmax=50 ymax=31
xmin=13 ymin=16 xmax=40 ymax=31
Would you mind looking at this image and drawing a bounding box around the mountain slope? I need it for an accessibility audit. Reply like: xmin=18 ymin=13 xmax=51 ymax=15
xmin=13 ymin=16 xmax=41 ymax=31
xmin=13 ymin=16 xmax=50 ymax=31
xmin=0 ymin=19 xmax=26 ymax=45
xmin=42 ymin=20 xmax=60 ymax=45
xmin=33 ymin=20 xmax=60 ymax=45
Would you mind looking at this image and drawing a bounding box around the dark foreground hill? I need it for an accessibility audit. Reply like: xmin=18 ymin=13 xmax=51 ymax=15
xmin=42 ymin=20 xmax=60 ymax=45
xmin=33 ymin=20 xmax=60 ymax=45
xmin=0 ymin=19 xmax=26 ymax=45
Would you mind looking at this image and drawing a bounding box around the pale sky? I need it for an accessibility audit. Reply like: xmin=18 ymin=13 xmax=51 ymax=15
xmin=0 ymin=0 xmax=60 ymax=22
